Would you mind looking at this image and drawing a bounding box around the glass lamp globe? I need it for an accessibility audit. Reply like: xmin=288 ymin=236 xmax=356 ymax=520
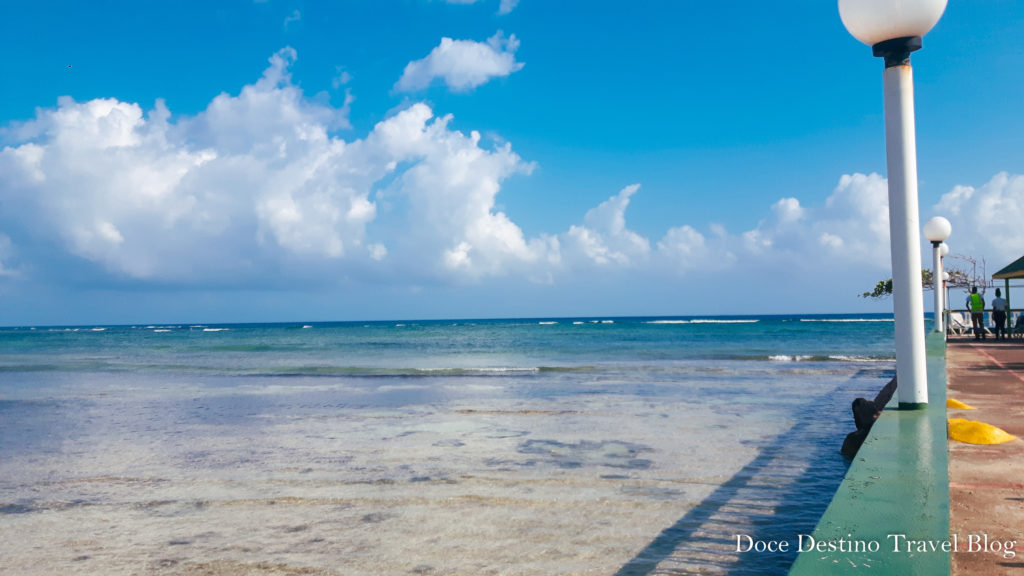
xmin=923 ymin=216 xmax=952 ymax=243
xmin=839 ymin=0 xmax=947 ymax=46
xmin=939 ymin=242 xmax=950 ymax=257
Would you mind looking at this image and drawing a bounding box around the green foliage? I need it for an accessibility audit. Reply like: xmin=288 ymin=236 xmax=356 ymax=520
xmin=861 ymin=278 xmax=894 ymax=299
xmin=860 ymin=268 xmax=971 ymax=299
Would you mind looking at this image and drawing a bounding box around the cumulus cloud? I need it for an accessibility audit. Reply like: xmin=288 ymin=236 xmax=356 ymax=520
xmin=656 ymin=225 xmax=736 ymax=274
xmin=773 ymin=197 xmax=805 ymax=224
xmin=932 ymin=172 xmax=1024 ymax=266
xmin=644 ymin=171 xmax=1023 ymax=289
xmin=395 ymin=31 xmax=524 ymax=92
xmin=368 ymin=103 xmax=555 ymax=281
xmin=640 ymin=172 xmax=898 ymax=284
xmin=565 ymin=185 xmax=650 ymax=267
xmin=727 ymin=173 xmax=891 ymax=269
xmin=2 ymin=45 xmax=1017 ymax=309
xmin=529 ymin=171 xmax=895 ymax=288
xmin=818 ymin=173 xmax=890 ymax=262
xmin=0 ymin=49 xmax=381 ymax=283
xmin=0 ymin=49 xmax=546 ymax=287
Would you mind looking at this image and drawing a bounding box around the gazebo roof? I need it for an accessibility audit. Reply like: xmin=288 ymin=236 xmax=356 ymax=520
xmin=993 ymin=255 xmax=1024 ymax=280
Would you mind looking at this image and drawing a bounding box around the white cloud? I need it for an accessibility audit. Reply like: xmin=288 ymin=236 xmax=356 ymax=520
xmin=549 ymin=173 xmax=902 ymax=285
xmin=932 ymin=172 xmax=1024 ymax=266
xmin=656 ymin=225 xmax=736 ymax=274
xmin=184 ymin=48 xmax=350 ymax=150
xmin=0 ymin=95 xmax=226 ymax=279
xmin=441 ymin=0 xmax=518 ymax=14
xmin=498 ymin=0 xmax=520 ymax=14
xmin=1 ymin=45 xmax=1019 ymax=313
xmin=772 ymin=197 xmax=804 ymax=224
xmin=0 ymin=233 xmax=16 ymax=278
xmin=742 ymin=228 xmax=773 ymax=254
xmin=647 ymin=173 xmax=896 ymax=282
xmin=376 ymin=105 xmax=554 ymax=280
xmin=819 ymin=232 xmax=844 ymax=250
xmin=395 ymin=32 xmax=524 ymax=92
xmin=332 ymin=68 xmax=352 ymax=89
xmin=733 ymin=173 xmax=890 ymax=268
xmin=564 ymin=184 xmax=650 ymax=267
xmin=816 ymin=173 xmax=891 ymax=265
xmin=0 ymin=49 xmax=550 ymax=287
xmin=671 ymin=169 xmax=1019 ymax=290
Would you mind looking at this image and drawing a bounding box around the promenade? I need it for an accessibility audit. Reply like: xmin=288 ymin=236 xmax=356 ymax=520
xmin=946 ymin=337 xmax=1024 ymax=574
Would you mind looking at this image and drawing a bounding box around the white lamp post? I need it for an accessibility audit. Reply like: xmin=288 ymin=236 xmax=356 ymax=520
xmin=923 ymin=217 xmax=952 ymax=333
xmin=942 ymin=268 xmax=950 ymax=326
xmin=939 ymin=242 xmax=950 ymax=328
xmin=839 ymin=0 xmax=947 ymax=409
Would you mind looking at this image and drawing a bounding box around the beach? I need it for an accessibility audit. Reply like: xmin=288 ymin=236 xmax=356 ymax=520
xmin=0 ymin=317 xmax=895 ymax=575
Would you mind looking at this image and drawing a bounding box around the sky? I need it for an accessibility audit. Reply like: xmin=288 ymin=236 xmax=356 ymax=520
xmin=0 ymin=0 xmax=1022 ymax=325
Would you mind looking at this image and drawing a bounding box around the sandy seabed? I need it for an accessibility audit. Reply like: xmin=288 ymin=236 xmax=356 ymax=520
xmin=0 ymin=375 xmax=841 ymax=576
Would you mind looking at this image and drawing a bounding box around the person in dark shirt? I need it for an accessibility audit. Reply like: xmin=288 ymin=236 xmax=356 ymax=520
xmin=991 ymin=288 xmax=1008 ymax=340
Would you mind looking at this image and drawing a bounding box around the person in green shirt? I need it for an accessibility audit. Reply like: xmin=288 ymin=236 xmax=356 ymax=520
xmin=966 ymin=286 xmax=986 ymax=340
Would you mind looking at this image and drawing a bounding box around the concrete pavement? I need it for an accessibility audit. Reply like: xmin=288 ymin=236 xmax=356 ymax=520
xmin=946 ymin=337 xmax=1024 ymax=574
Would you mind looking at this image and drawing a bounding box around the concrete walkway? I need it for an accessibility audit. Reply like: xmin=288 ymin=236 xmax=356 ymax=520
xmin=946 ymin=337 xmax=1024 ymax=574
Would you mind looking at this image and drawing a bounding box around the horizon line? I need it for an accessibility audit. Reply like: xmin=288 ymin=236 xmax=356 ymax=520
xmin=0 ymin=311 xmax=907 ymax=330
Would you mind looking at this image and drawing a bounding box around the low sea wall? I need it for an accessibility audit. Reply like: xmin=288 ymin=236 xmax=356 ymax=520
xmin=788 ymin=332 xmax=950 ymax=574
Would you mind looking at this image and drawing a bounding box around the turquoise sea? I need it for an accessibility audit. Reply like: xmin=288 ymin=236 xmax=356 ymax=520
xmin=0 ymin=315 xmax=897 ymax=575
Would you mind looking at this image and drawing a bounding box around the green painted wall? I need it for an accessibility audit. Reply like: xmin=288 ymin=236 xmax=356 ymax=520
xmin=789 ymin=333 xmax=950 ymax=574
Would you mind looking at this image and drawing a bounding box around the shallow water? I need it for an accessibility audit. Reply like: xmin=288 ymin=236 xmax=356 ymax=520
xmin=0 ymin=317 xmax=895 ymax=575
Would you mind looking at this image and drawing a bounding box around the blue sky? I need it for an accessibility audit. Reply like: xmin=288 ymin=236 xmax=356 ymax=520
xmin=1 ymin=0 xmax=1022 ymax=325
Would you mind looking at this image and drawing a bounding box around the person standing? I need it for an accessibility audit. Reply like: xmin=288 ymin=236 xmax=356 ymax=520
xmin=991 ymin=288 xmax=1008 ymax=341
xmin=966 ymin=286 xmax=986 ymax=340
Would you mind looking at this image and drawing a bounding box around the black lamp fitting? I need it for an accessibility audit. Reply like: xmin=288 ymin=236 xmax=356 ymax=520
xmin=872 ymin=36 xmax=923 ymax=68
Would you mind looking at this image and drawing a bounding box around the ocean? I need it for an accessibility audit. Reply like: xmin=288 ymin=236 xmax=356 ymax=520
xmin=0 ymin=315 xmax=897 ymax=575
